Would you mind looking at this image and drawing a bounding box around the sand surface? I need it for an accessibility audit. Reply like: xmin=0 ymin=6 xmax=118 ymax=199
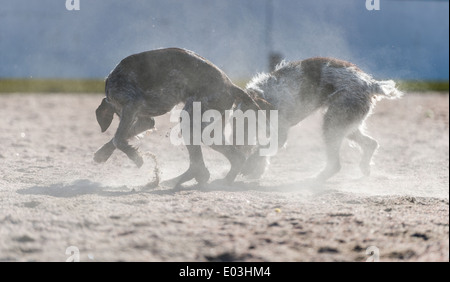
xmin=0 ymin=92 xmax=448 ymax=262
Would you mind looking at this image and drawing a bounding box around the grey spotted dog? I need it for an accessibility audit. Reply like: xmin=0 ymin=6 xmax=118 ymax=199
xmin=238 ymin=57 xmax=403 ymax=182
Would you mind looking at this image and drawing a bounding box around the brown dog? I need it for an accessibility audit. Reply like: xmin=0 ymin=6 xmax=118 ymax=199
xmin=94 ymin=48 xmax=256 ymax=186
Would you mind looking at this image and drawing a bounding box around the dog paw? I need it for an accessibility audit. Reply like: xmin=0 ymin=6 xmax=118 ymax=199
xmin=210 ymin=178 xmax=232 ymax=187
xmin=94 ymin=149 xmax=110 ymax=163
xmin=194 ymin=167 xmax=210 ymax=185
xmin=132 ymin=154 xmax=144 ymax=168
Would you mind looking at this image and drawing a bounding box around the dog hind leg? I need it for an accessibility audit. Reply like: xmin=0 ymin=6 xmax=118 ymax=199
xmin=347 ymin=129 xmax=379 ymax=176
xmin=113 ymin=104 xmax=144 ymax=167
xmin=316 ymin=93 xmax=370 ymax=181
xmin=316 ymin=127 xmax=344 ymax=182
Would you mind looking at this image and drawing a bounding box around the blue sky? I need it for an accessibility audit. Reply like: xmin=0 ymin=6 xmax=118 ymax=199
xmin=0 ymin=0 xmax=448 ymax=80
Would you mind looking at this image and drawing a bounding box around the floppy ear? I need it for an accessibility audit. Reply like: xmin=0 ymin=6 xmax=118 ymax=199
xmin=96 ymin=98 xmax=114 ymax=132
xmin=244 ymin=89 xmax=275 ymax=111
xmin=255 ymin=96 xmax=275 ymax=111
xmin=233 ymin=88 xmax=264 ymax=111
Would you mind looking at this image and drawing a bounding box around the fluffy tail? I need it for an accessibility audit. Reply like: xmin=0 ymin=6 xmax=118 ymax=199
xmin=371 ymin=79 xmax=403 ymax=100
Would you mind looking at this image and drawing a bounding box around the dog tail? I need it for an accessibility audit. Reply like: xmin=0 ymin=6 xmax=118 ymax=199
xmin=371 ymin=79 xmax=403 ymax=100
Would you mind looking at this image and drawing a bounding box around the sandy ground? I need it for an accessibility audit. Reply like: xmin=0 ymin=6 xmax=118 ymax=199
xmin=0 ymin=92 xmax=448 ymax=262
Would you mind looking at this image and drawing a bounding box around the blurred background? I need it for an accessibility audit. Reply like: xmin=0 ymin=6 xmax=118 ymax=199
xmin=0 ymin=0 xmax=448 ymax=92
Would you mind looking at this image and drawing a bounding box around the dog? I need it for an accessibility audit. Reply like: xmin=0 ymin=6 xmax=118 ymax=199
xmin=94 ymin=48 xmax=258 ymax=186
xmin=237 ymin=57 xmax=403 ymax=181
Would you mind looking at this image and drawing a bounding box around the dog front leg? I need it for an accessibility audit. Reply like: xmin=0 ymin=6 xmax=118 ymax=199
xmin=211 ymin=145 xmax=246 ymax=184
xmin=174 ymin=99 xmax=210 ymax=186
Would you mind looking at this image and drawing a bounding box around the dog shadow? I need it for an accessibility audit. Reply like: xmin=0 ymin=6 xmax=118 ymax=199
xmin=17 ymin=176 xmax=337 ymax=198
xmin=17 ymin=179 xmax=140 ymax=198
xmin=156 ymin=176 xmax=332 ymax=195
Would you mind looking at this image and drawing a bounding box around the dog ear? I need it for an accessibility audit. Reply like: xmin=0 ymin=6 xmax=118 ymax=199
xmin=255 ymin=96 xmax=275 ymax=111
xmin=96 ymin=98 xmax=114 ymax=132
